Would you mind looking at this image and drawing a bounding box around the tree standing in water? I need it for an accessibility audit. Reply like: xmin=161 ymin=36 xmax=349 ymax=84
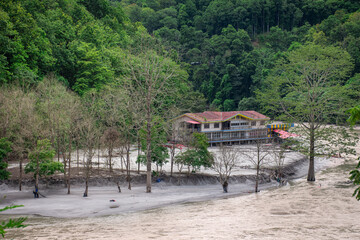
xmin=25 ymin=139 xmax=63 ymax=195
xmin=212 ymin=146 xmax=240 ymax=193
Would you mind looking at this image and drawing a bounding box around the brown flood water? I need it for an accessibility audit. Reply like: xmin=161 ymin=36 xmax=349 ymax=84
xmin=3 ymin=162 xmax=360 ymax=240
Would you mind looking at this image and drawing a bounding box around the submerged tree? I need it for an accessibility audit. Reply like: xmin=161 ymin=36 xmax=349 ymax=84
xmin=0 ymin=85 xmax=40 ymax=191
xmin=80 ymin=92 xmax=101 ymax=197
xmin=25 ymin=139 xmax=64 ymax=193
xmin=212 ymin=146 xmax=241 ymax=192
xmin=243 ymin=139 xmax=271 ymax=193
xmin=258 ymin=43 xmax=357 ymax=182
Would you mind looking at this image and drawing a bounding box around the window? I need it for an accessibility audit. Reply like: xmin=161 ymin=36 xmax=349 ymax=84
xmin=231 ymin=132 xmax=239 ymax=138
xmin=251 ymin=121 xmax=256 ymax=126
xmin=260 ymin=121 xmax=265 ymax=125
xmin=204 ymin=123 xmax=210 ymax=129
xmin=206 ymin=133 xmax=212 ymax=140
xmin=223 ymin=132 xmax=230 ymax=139
xmin=240 ymin=122 xmax=248 ymax=126
xmin=212 ymin=132 xmax=221 ymax=139
xmin=214 ymin=123 xmax=220 ymax=128
xmin=231 ymin=122 xmax=240 ymax=126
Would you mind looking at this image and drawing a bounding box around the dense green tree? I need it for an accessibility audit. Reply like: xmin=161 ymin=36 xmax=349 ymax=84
xmin=70 ymin=41 xmax=114 ymax=95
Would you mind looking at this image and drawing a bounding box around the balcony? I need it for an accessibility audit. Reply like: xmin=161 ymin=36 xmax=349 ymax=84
xmin=221 ymin=126 xmax=252 ymax=131
xmin=207 ymin=136 xmax=270 ymax=142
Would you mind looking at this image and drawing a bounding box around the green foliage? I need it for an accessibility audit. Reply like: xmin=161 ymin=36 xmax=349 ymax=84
xmin=348 ymin=105 xmax=360 ymax=125
xmin=175 ymin=133 xmax=213 ymax=171
xmin=0 ymin=204 xmax=27 ymax=238
xmin=257 ymin=42 xmax=357 ymax=181
xmin=257 ymin=43 xmax=354 ymax=120
xmin=350 ymin=160 xmax=360 ymax=201
xmin=137 ymin=118 xmax=169 ymax=168
xmin=70 ymin=41 xmax=114 ymax=95
xmin=348 ymin=103 xmax=360 ymax=200
xmin=25 ymin=139 xmax=64 ymax=179
xmin=119 ymin=0 xmax=360 ymax=112
xmin=0 ymin=0 xmax=131 ymax=91
xmin=25 ymin=159 xmax=64 ymax=178
xmin=0 ymin=138 xmax=12 ymax=180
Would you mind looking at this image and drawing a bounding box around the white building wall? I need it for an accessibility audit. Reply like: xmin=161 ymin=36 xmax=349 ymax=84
xmin=201 ymin=122 xmax=221 ymax=132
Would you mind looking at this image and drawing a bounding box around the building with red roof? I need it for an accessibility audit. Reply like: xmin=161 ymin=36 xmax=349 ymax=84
xmin=172 ymin=111 xmax=274 ymax=146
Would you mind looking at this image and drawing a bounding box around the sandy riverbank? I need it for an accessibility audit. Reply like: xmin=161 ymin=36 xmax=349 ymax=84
xmin=0 ymin=154 xmax=343 ymax=218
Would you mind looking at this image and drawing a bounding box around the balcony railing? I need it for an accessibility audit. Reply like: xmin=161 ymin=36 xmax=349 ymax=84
xmin=208 ymin=136 xmax=270 ymax=142
xmin=221 ymin=126 xmax=252 ymax=130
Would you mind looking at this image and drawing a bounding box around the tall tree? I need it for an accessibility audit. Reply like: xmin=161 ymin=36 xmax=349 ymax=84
xmin=125 ymin=39 xmax=189 ymax=192
xmin=80 ymin=91 xmax=102 ymax=197
xmin=257 ymin=43 xmax=356 ymax=181
xmin=0 ymin=84 xmax=40 ymax=191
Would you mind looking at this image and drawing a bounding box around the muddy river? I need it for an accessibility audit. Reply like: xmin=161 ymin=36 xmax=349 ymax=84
xmin=3 ymin=161 xmax=360 ymax=240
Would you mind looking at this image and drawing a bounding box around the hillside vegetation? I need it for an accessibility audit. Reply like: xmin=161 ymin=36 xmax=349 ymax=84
xmin=1 ymin=0 xmax=360 ymax=191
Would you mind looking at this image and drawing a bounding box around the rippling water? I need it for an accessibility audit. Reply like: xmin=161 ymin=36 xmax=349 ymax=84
xmin=4 ymin=163 xmax=360 ymax=240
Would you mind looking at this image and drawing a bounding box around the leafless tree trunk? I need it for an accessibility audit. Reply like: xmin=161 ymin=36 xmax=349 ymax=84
xmin=125 ymin=143 xmax=132 ymax=190
xmin=137 ymin=137 xmax=141 ymax=174
xmin=244 ymin=140 xmax=271 ymax=193
xmin=103 ymin=128 xmax=119 ymax=173
xmin=125 ymin=50 xmax=181 ymax=193
xmin=212 ymin=146 xmax=241 ymax=191
xmin=67 ymin=138 xmax=72 ymax=194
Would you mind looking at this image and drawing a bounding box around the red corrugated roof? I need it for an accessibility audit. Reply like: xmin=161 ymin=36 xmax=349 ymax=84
xmin=183 ymin=111 xmax=269 ymax=122
xmin=273 ymin=129 xmax=299 ymax=139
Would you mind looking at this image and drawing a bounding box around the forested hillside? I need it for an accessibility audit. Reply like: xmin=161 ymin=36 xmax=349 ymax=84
xmin=120 ymin=0 xmax=360 ymax=112
xmin=1 ymin=0 xmax=360 ymax=112
xmin=0 ymin=0 xmax=205 ymax=192
xmin=1 ymin=0 xmax=360 ymax=192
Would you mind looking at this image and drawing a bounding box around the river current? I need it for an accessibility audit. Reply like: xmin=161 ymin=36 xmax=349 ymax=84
xmin=4 ymin=162 xmax=360 ymax=240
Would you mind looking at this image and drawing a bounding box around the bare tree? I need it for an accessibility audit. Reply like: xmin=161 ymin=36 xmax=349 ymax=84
xmin=125 ymin=49 xmax=186 ymax=193
xmin=80 ymin=116 xmax=99 ymax=197
xmin=80 ymin=92 xmax=101 ymax=197
xmin=212 ymin=146 xmax=240 ymax=192
xmin=0 ymin=85 xmax=40 ymax=191
xmin=243 ymin=140 xmax=271 ymax=193
xmin=35 ymin=76 xmax=83 ymax=194
xmin=103 ymin=128 xmax=120 ymax=173
xmin=269 ymin=142 xmax=288 ymax=183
